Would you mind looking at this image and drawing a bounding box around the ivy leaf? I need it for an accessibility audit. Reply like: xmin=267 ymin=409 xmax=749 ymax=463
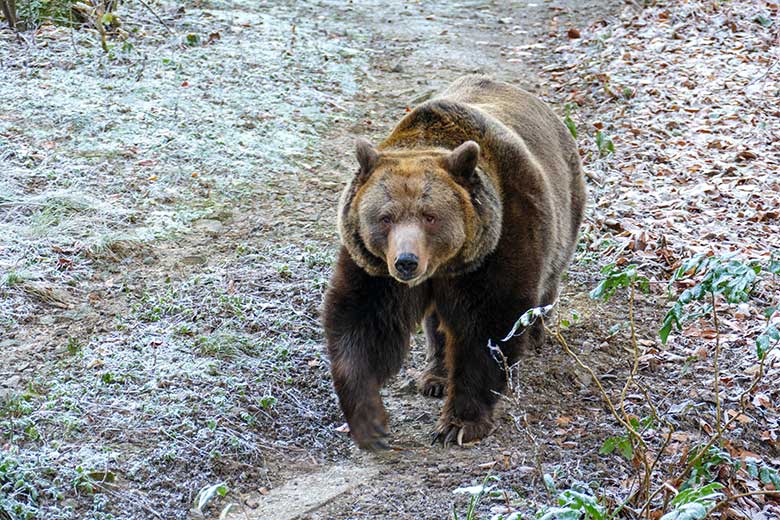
xmin=599 ymin=437 xmax=619 ymax=455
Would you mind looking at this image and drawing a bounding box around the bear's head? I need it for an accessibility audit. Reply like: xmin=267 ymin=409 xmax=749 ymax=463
xmin=338 ymin=138 xmax=502 ymax=285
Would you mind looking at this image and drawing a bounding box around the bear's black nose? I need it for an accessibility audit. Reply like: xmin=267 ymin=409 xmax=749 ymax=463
xmin=394 ymin=253 xmax=419 ymax=279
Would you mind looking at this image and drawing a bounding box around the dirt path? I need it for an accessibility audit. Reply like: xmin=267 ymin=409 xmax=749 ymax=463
xmin=220 ymin=1 xmax=629 ymax=519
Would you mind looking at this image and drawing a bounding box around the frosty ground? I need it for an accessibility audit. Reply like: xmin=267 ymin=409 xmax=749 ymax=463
xmin=1 ymin=1 xmax=778 ymax=519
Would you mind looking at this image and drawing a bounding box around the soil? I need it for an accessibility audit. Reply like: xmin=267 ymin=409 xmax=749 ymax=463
xmin=2 ymin=1 xmax=778 ymax=520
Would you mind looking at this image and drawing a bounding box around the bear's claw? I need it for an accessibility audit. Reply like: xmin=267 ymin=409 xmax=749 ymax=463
xmin=417 ymin=368 xmax=447 ymax=398
xmin=431 ymin=415 xmax=494 ymax=447
xmin=431 ymin=385 xmax=446 ymax=397
xmin=430 ymin=425 xmax=465 ymax=447
xmin=420 ymin=380 xmax=446 ymax=398
xmin=360 ymin=435 xmax=390 ymax=451
xmin=351 ymin=419 xmax=390 ymax=451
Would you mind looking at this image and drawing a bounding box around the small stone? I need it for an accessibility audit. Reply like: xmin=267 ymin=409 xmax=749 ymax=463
xmin=143 ymin=256 xmax=155 ymax=265
xmin=180 ymin=255 xmax=207 ymax=266
xmin=515 ymin=465 xmax=536 ymax=477
xmin=194 ymin=219 xmax=225 ymax=237
xmin=5 ymin=375 xmax=22 ymax=388
xmin=574 ymin=368 xmax=592 ymax=387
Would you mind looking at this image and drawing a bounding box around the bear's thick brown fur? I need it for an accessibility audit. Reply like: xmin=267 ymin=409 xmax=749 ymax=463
xmin=323 ymin=76 xmax=586 ymax=450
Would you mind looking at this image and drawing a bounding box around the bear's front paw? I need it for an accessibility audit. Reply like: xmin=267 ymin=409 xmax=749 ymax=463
xmin=431 ymin=413 xmax=494 ymax=447
xmin=347 ymin=401 xmax=390 ymax=451
xmin=416 ymin=367 xmax=447 ymax=398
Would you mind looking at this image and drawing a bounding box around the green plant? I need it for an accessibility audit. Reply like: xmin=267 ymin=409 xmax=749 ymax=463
xmin=539 ymin=258 xmax=780 ymax=518
xmin=258 ymin=395 xmax=277 ymax=410
xmin=582 ymin=264 xmax=662 ymax=512
xmin=452 ymin=474 xmax=501 ymax=520
xmin=682 ymin=446 xmax=735 ymax=490
xmin=502 ymin=303 xmax=555 ymax=341
xmin=0 ymin=392 xmax=35 ymax=419
xmin=0 ymin=451 xmax=62 ymax=519
xmin=595 ymin=130 xmax=614 ymax=157
xmin=73 ymin=466 xmax=115 ymax=495
xmin=745 ymin=459 xmax=780 ymax=489
xmin=196 ymin=333 xmax=255 ymax=359
xmin=589 ymin=263 xmax=649 ymax=302
xmin=1 ymin=271 xmax=24 ymax=287
xmin=599 ymin=416 xmax=654 ymax=461
xmin=66 ymin=337 xmax=82 ymax=356
xmin=564 ymin=104 xmax=577 ymax=140
xmin=537 ymin=487 xmax=607 ymax=520
xmin=193 ymin=481 xmax=228 ymax=515
xmin=659 ymin=254 xmax=761 ymax=344
xmin=659 ymin=253 xmax=779 ymax=435
xmin=659 ymin=483 xmax=723 ymax=520
xmin=15 ymin=0 xmax=79 ymax=29
xmin=184 ymin=33 xmax=200 ymax=46
xmin=0 ymin=451 xmax=41 ymax=519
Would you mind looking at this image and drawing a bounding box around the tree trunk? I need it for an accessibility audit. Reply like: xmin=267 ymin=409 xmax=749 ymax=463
xmin=0 ymin=0 xmax=17 ymax=31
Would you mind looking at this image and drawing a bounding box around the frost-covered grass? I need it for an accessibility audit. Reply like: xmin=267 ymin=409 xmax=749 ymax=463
xmin=1 ymin=1 xmax=365 ymax=517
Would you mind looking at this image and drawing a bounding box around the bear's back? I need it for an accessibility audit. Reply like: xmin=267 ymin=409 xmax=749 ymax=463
xmin=383 ymin=77 xmax=580 ymax=205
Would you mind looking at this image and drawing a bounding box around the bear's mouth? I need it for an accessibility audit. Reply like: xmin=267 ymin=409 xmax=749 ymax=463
xmin=389 ymin=266 xmax=432 ymax=287
xmin=392 ymin=273 xmax=426 ymax=286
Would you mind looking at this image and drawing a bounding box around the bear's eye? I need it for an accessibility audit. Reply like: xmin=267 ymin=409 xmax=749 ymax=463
xmin=424 ymin=214 xmax=436 ymax=225
xmin=380 ymin=215 xmax=392 ymax=225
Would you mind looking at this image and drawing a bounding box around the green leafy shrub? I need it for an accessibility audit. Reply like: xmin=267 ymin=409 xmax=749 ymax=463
xmin=16 ymin=0 xmax=79 ymax=28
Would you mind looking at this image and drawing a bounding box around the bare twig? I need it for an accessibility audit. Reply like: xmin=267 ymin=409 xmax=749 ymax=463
xmin=615 ymin=283 xmax=655 ymax=515
xmin=711 ymin=291 xmax=722 ymax=432
xmin=92 ymin=482 xmax=165 ymax=520
xmin=137 ymin=0 xmax=174 ymax=35
xmin=545 ymin=319 xmax=648 ymax=451
xmin=708 ymin=490 xmax=780 ymax=515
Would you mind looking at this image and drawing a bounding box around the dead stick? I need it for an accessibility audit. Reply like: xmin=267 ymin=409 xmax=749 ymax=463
xmin=711 ymin=291 xmax=722 ymax=432
xmin=1 ymin=0 xmax=16 ymax=30
xmin=708 ymin=490 xmax=780 ymax=514
xmin=137 ymin=0 xmax=173 ymax=34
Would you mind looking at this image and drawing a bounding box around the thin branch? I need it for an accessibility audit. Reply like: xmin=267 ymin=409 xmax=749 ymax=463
xmin=93 ymin=482 xmax=165 ymax=520
xmin=639 ymin=342 xmax=776 ymax=516
xmin=711 ymin=291 xmax=722 ymax=431
xmin=545 ymin=320 xmax=648 ymax=452
xmin=137 ymin=0 xmax=174 ymax=35
xmin=708 ymin=490 xmax=780 ymax=514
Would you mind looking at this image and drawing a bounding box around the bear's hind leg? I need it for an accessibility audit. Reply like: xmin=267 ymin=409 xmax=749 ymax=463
xmin=432 ymin=287 xmax=537 ymax=446
xmin=417 ymin=312 xmax=448 ymax=398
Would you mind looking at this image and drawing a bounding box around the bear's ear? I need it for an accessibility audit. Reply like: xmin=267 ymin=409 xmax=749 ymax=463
xmin=444 ymin=141 xmax=480 ymax=184
xmin=355 ymin=137 xmax=379 ymax=182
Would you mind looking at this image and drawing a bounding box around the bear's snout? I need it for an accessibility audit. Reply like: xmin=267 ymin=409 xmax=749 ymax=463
xmin=387 ymin=223 xmax=429 ymax=284
xmin=394 ymin=253 xmax=419 ymax=280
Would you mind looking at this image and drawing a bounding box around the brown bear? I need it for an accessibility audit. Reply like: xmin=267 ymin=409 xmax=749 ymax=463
xmin=322 ymin=76 xmax=586 ymax=450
